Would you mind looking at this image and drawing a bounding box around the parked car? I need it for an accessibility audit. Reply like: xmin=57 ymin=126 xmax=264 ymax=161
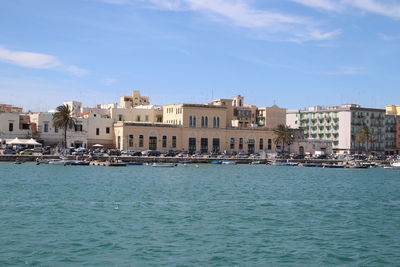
xmin=177 ymin=151 xmax=189 ymax=157
xmin=3 ymin=149 xmax=16 ymax=155
xmin=163 ymin=150 xmax=177 ymax=157
xmin=20 ymin=149 xmax=33 ymax=155
xmin=291 ymin=154 xmax=305 ymax=159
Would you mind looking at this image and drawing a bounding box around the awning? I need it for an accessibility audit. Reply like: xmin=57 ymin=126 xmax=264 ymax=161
xmin=92 ymin=144 xmax=104 ymax=147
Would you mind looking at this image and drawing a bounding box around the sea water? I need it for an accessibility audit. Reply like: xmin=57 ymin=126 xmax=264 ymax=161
xmin=1 ymin=163 xmax=400 ymax=266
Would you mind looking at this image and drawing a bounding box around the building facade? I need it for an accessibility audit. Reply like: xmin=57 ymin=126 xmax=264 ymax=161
xmin=287 ymin=104 xmax=395 ymax=154
xmin=114 ymin=122 xmax=276 ymax=154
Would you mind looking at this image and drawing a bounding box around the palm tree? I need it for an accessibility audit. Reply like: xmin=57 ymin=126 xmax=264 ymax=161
xmin=52 ymin=104 xmax=76 ymax=149
xmin=356 ymin=125 xmax=372 ymax=154
xmin=273 ymin=124 xmax=294 ymax=154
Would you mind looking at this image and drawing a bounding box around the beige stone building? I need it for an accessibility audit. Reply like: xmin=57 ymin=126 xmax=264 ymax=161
xmin=119 ymin=90 xmax=150 ymax=108
xmin=114 ymin=93 xmax=285 ymax=153
xmin=114 ymin=122 xmax=276 ymax=154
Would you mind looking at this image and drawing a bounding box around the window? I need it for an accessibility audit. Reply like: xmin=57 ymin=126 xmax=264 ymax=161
xmin=54 ymin=127 xmax=58 ymax=133
xmin=106 ymin=127 xmax=110 ymax=134
xmin=248 ymin=139 xmax=255 ymax=154
xmin=239 ymin=138 xmax=243 ymax=150
xmin=268 ymin=139 xmax=272 ymax=150
xmin=189 ymin=116 xmax=193 ymax=127
xmin=96 ymin=128 xmax=100 ymax=135
xmin=230 ymin=138 xmax=235 ymax=149
xmin=118 ymin=114 xmax=123 ymax=121
xmin=145 ymin=115 xmax=149 ymax=122
xmin=189 ymin=138 xmax=196 ymax=153
xmin=136 ymin=115 xmax=141 ymax=122
xmin=117 ymin=136 xmax=121 ymax=150
xmin=44 ymin=123 xmax=49 ymax=132
xmin=128 ymin=135 xmax=134 ymax=147
xmin=201 ymin=116 xmax=205 ymax=128
xmin=193 ymin=116 xmax=196 ymax=127
xmin=217 ymin=117 xmax=220 ymax=128
xmin=9 ymin=122 xmax=13 ymax=132
xmin=139 ymin=135 xmax=144 ymax=147
xmin=162 ymin=136 xmax=167 ymax=148
xmin=259 ymin=138 xmax=264 ymax=150
xmin=212 ymin=138 xmax=220 ymax=153
xmin=205 ymin=116 xmax=208 ymax=128
xmin=75 ymin=124 xmax=82 ymax=132
xmin=213 ymin=117 xmax=216 ymax=128
xmin=172 ymin=136 xmax=177 ymax=148
xmin=201 ymin=138 xmax=208 ymax=153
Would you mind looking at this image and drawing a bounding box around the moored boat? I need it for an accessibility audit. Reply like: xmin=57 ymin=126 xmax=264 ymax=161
xmin=211 ymin=161 xmax=222 ymax=164
xmin=152 ymin=163 xmax=177 ymax=167
xmin=300 ymin=163 xmax=323 ymax=168
xmin=70 ymin=160 xmax=90 ymax=166
xmin=222 ymin=160 xmax=236 ymax=165
xmin=127 ymin=162 xmax=144 ymax=166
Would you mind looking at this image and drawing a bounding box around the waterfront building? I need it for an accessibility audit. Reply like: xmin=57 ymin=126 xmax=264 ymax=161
xmin=119 ymin=90 xmax=150 ymax=108
xmin=114 ymin=122 xmax=276 ymax=154
xmin=0 ymin=104 xmax=23 ymax=113
xmin=29 ymin=112 xmax=88 ymax=148
xmin=287 ymin=104 xmax=396 ymax=154
xmin=386 ymin=105 xmax=400 ymax=116
xmin=0 ymin=107 xmax=31 ymax=139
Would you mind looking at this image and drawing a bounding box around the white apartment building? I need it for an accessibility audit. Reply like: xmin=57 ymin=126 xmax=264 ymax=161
xmin=287 ymin=104 xmax=395 ymax=154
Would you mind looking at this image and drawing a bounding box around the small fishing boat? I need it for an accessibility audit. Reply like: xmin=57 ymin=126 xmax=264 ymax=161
xmin=271 ymin=162 xmax=298 ymax=166
xmin=179 ymin=160 xmax=192 ymax=164
xmin=70 ymin=160 xmax=90 ymax=166
xmin=127 ymin=162 xmax=144 ymax=166
xmin=210 ymin=161 xmax=222 ymax=164
xmin=300 ymin=163 xmax=323 ymax=168
xmin=222 ymin=160 xmax=236 ymax=165
xmin=392 ymin=161 xmax=400 ymax=167
xmin=251 ymin=161 xmax=261 ymax=165
xmin=322 ymin=164 xmax=345 ymax=169
xmin=90 ymin=161 xmax=126 ymax=167
xmin=152 ymin=163 xmax=177 ymax=167
xmin=48 ymin=157 xmax=73 ymax=165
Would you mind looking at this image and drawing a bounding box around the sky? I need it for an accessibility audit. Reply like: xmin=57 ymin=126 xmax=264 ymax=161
xmin=0 ymin=0 xmax=400 ymax=112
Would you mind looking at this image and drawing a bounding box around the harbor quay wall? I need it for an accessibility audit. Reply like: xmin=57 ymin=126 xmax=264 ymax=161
xmin=0 ymin=154 xmax=349 ymax=164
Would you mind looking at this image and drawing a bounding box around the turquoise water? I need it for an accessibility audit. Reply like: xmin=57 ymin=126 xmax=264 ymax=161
xmin=1 ymin=163 xmax=400 ymax=266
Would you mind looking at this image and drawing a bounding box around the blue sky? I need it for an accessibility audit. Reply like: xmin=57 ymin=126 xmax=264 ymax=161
xmin=0 ymin=0 xmax=399 ymax=111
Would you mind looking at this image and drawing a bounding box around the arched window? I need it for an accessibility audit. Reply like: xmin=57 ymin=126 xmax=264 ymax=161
xmin=201 ymin=116 xmax=205 ymax=128
xmin=189 ymin=116 xmax=193 ymax=127
xmin=213 ymin=117 xmax=216 ymax=128
xmin=217 ymin=117 xmax=220 ymax=128
xmin=205 ymin=116 xmax=208 ymax=128
xmin=193 ymin=116 xmax=196 ymax=127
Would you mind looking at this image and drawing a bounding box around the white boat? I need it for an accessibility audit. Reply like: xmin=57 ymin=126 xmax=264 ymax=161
xmin=222 ymin=160 xmax=236 ymax=165
xmin=152 ymin=163 xmax=177 ymax=167
xmin=48 ymin=157 xmax=73 ymax=165
xmin=392 ymin=161 xmax=400 ymax=167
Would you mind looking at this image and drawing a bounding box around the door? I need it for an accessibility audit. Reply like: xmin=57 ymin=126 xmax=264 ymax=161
xmin=149 ymin=136 xmax=157 ymax=150
xmin=201 ymin=138 xmax=208 ymax=153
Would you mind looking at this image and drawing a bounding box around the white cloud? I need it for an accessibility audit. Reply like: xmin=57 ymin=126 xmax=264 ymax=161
xmin=0 ymin=45 xmax=87 ymax=76
xmin=322 ymin=66 xmax=365 ymax=75
xmin=291 ymin=0 xmax=400 ymax=19
xmin=344 ymin=0 xmax=400 ymax=20
xmin=0 ymin=45 xmax=60 ymax=69
xmin=290 ymin=0 xmax=341 ymax=11
xmin=106 ymin=0 xmax=341 ymax=42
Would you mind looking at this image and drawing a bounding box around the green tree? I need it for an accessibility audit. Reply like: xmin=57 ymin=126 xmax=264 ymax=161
xmin=52 ymin=104 xmax=76 ymax=149
xmin=273 ymin=124 xmax=294 ymax=154
xmin=356 ymin=125 xmax=372 ymax=154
